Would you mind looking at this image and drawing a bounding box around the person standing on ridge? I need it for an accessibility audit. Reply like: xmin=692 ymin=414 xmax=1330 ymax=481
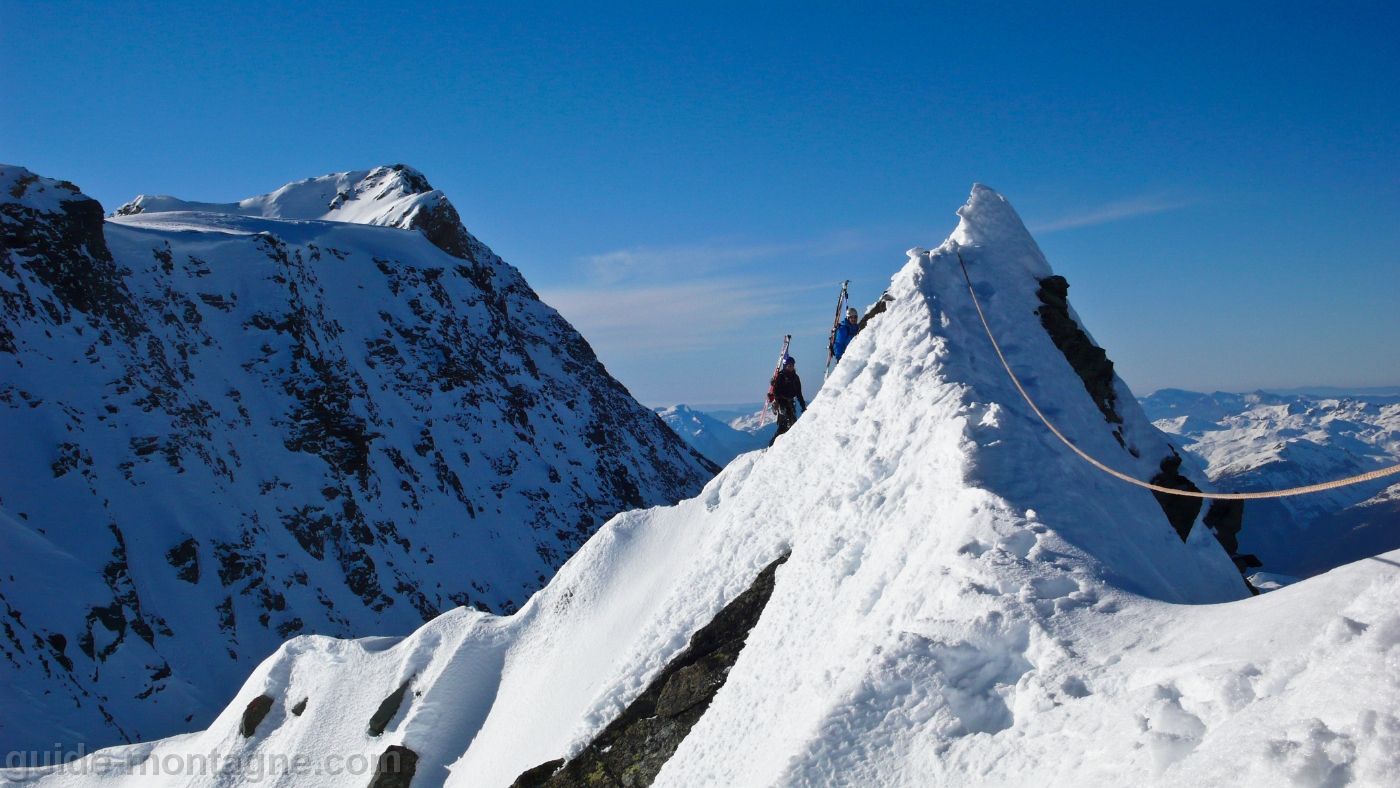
xmin=831 ymin=307 xmax=861 ymax=364
xmin=767 ymin=356 xmax=807 ymax=447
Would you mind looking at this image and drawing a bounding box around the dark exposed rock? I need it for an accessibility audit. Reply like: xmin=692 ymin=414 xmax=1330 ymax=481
xmin=1150 ymin=454 xmax=1204 ymax=542
xmin=239 ymin=695 xmax=274 ymax=737
xmin=291 ymin=697 xmax=307 ymax=716
xmin=165 ymin=538 xmax=200 ymax=584
xmin=1037 ymin=271 xmax=1215 ymax=547
xmin=215 ymin=596 xmax=236 ymax=636
xmin=368 ymin=680 xmax=412 ymax=737
xmin=857 ymin=292 xmax=893 ymax=332
xmin=0 ymin=174 xmax=140 ymax=340
xmin=520 ymin=552 xmax=790 ymax=788
xmin=45 ymin=632 xmax=74 ymax=673
xmin=51 ymin=441 xmax=94 ymax=479
xmin=72 ymin=525 xmax=172 ymax=663
xmin=1204 ymin=499 xmax=1245 ymax=554
xmin=510 ymin=759 xmax=566 ymax=788
xmin=368 ymin=745 xmax=419 ymax=788
xmin=1035 ymin=276 xmax=1123 ymax=433
xmin=409 ymin=195 xmax=475 ymax=262
xmin=1202 ymin=498 xmax=1260 ymax=591
xmin=1235 ymin=555 xmax=1264 ymax=596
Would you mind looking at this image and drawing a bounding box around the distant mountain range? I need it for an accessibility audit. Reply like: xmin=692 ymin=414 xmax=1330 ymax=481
xmin=1262 ymin=385 xmax=1400 ymax=400
xmin=656 ymin=404 xmax=777 ymax=466
xmin=1140 ymin=388 xmax=1400 ymax=577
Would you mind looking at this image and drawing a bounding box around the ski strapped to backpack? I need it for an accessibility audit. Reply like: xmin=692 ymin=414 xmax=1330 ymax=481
xmin=759 ymin=334 xmax=793 ymax=428
xmin=824 ymin=280 xmax=850 ymax=380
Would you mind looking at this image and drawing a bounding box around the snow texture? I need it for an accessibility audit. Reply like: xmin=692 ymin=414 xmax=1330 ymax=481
xmin=0 ymin=165 xmax=715 ymax=755
xmin=1247 ymin=572 xmax=1302 ymax=593
xmin=11 ymin=184 xmax=1400 ymax=787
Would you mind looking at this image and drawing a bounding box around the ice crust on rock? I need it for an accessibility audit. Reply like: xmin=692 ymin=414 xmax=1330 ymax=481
xmin=14 ymin=185 xmax=1400 ymax=787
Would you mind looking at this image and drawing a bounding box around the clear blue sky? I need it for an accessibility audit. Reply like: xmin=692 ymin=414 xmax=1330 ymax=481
xmin=4 ymin=2 xmax=1397 ymax=405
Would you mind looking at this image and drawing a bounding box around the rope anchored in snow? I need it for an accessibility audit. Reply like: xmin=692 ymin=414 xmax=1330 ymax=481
xmin=955 ymin=249 xmax=1400 ymax=500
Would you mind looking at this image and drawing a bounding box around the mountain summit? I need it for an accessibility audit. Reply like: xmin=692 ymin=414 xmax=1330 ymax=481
xmin=0 ymin=164 xmax=716 ymax=754
xmin=112 ymin=165 xmax=478 ymax=257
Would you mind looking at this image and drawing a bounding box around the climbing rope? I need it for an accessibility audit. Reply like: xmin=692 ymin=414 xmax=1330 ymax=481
xmin=955 ymin=249 xmax=1400 ymax=500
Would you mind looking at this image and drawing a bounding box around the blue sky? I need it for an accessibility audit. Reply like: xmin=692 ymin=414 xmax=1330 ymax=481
xmin=4 ymin=2 xmax=1397 ymax=405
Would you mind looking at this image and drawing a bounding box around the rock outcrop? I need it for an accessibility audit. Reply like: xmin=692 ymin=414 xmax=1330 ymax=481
xmin=514 ymin=553 xmax=789 ymax=787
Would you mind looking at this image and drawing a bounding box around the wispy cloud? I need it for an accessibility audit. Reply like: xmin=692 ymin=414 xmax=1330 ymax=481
xmin=540 ymin=279 xmax=831 ymax=356
xmin=579 ymin=231 xmax=877 ymax=284
xmin=1030 ymin=195 xmax=1195 ymax=233
xmin=540 ymin=228 xmax=890 ymax=363
xmin=585 ymin=241 xmax=799 ymax=271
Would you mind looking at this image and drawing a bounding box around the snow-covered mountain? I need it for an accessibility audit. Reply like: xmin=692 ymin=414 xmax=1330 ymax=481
xmin=0 ymin=164 xmax=717 ymax=755
xmin=18 ymin=184 xmax=1393 ymax=788
xmin=725 ymin=407 xmax=777 ymax=443
xmin=655 ymin=405 xmax=767 ymax=466
xmin=1142 ymin=389 xmax=1400 ymax=576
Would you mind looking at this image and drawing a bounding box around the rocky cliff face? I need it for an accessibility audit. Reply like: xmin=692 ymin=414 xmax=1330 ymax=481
xmin=0 ymin=164 xmax=716 ymax=753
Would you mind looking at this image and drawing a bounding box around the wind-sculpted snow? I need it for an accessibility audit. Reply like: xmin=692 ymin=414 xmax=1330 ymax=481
xmin=0 ymin=164 xmax=716 ymax=756
xmin=17 ymin=185 xmax=1400 ymax=788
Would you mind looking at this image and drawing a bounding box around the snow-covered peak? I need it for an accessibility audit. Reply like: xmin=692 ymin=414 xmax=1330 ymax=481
xmin=1 ymin=165 xmax=95 ymax=214
xmin=3 ymin=164 xmax=716 ymax=757
xmin=655 ymin=403 xmax=704 ymax=424
xmin=113 ymin=165 xmax=447 ymax=231
xmin=114 ymin=164 xmax=497 ymax=265
xmin=656 ymin=405 xmax=767 ymax=466
xmin=947 ymin=182 xmax=1053 ymax=280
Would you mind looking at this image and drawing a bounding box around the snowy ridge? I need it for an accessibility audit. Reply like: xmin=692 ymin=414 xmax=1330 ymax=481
xmin=0 ymin=164 xmax=715 ymax=755
xmin=114 ymin=165 xmax=445 ymax=229
xmin=15 ymin=184 xmax=1400 ymax=787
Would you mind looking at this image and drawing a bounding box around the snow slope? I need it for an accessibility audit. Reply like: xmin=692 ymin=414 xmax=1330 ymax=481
xmin=1143 ymin=390 xmax=1400 ymax=575
xmin=19 ymin=184 xmax=1398 ymax=788
xmin=656 ymin=405 xmax=768 ymax=466
xmin=0 ymin=165 xmax=715 ymax=755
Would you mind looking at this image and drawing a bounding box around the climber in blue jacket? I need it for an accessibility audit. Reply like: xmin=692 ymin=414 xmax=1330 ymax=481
xmin=831 ymin=307 xmax=860 ymax=362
